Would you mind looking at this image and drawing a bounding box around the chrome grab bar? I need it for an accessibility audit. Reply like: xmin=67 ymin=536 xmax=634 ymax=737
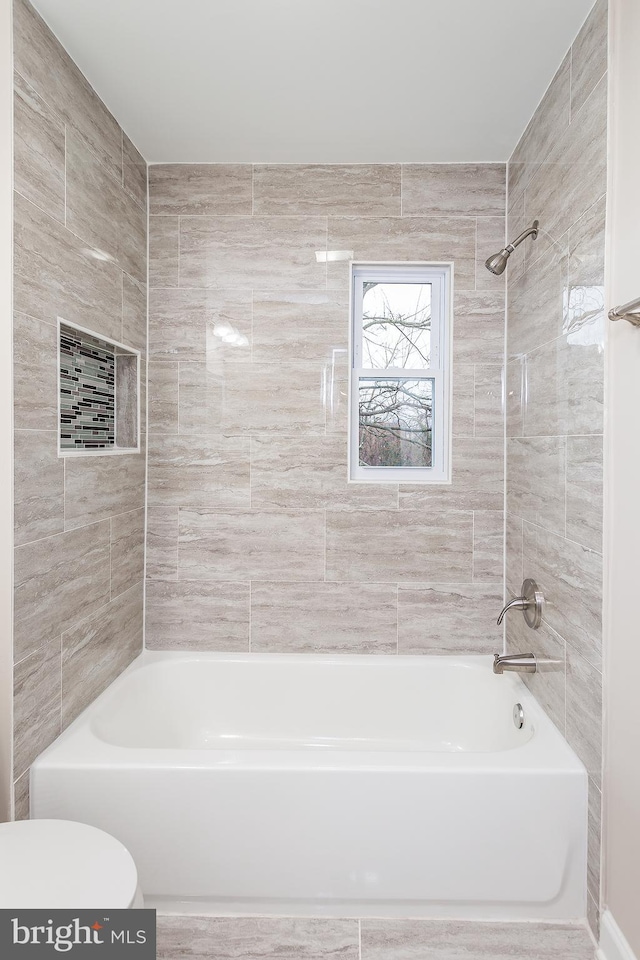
xmin=608 ymin=296 xmax=640 ymax=327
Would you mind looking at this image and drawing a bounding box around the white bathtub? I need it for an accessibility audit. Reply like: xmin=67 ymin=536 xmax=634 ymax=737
xmin=31 ymin=652 xmax=587 ymax=919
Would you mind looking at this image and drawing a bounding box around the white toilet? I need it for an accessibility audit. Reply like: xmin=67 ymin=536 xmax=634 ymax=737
xmin=0 ymin=820 xmax=144 ymax=908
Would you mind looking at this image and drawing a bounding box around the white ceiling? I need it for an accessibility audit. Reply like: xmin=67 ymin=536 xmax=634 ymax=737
xmin=30 ymin=0 xmax=597 ymax=164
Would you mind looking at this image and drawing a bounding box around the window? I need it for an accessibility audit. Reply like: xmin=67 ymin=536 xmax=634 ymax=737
xmin=349 ymin=263 xmax=451 ymax=482
xmin=59 ymin=319 xmax=141 ymax=456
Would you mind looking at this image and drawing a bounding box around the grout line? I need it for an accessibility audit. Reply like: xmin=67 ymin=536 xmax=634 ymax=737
xmin=564 ymin=436 xmax=568 ymax=540
xmin=569 ymin=43 xmax=574 ymax=125
xmin=395 ymin=584 xmax=399 ymax=655
xmin=474 ymin=217 xmax=478 ymax=290
xmin=64 ymin=124 xmax=67 ymax=227
xmin=323 ymin=509 xmax=327 ymax=583
xmin=177 ymin=216 xmax=181 ymax=288
xmin=471 ymin=510 xmax=476 ymax=583
xmin=248 ymin=580 xmax=252 ymax=653
xmin=358 ymin=919 xmax=362 ymax=960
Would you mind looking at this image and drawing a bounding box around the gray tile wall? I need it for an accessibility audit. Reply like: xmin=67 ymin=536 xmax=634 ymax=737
xmin=146 ymin=162 xmax=506 ymax=655
xmin=505 ymin=0 xmax=607 ymax=937
xmin=12 ymin=0 xmax=148 ymax=816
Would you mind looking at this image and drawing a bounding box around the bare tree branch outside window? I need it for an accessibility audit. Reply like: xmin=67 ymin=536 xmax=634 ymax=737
xmin=358 ymin=283 xmax=433 ymax=468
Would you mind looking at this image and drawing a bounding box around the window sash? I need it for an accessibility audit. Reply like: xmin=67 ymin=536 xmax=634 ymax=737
xmin=349 ymin=263 xmax=451 ymax=483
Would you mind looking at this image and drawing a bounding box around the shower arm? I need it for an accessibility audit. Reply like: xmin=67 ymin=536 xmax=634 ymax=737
xmin=504 ymin=220 xmax=539 ymax=254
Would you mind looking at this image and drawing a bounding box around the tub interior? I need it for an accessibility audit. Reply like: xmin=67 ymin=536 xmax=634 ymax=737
xmin=89 ymin=656 xmax=534 ymax=752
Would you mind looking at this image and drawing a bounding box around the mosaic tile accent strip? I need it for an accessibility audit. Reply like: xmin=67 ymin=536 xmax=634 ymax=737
xmin=60 ymin=324 xmax=115 ymax=449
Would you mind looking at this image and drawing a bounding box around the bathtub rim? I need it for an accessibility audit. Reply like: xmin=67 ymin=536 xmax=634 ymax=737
xmin=31 ymin=651 xmax=586 ymax=776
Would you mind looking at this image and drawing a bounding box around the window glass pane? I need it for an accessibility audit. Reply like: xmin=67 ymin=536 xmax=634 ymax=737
xmin=361 ymin=283 xmax=431 ymax=369
xmin=358 ymin=378 xmax=433 ymax=468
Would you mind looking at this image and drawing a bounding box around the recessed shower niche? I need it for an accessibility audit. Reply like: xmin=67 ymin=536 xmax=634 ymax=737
xmin=59 ymin=320 xmax=140 ymax=455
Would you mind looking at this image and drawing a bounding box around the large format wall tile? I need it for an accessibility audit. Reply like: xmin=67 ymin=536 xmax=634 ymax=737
xmin=571 ymin=0 xmax=608 ymax=117
xmin=475 ymin=217 xmax=507 ymax=291
xmin=507 ymin=437 xmax=566 ymax=535
xmin=254 ymin=164 xmax=401 ymax=217
xmin=522 ymin=521 xmax=602 ymax=670
xmin=215 ymin=362 xmax=327 ymax=435
xmin=507 ymin=245 xmax=568 ymax=360
xmin=179 ymin=509 xmax=325 ymax=582
xmin=14 ymin=429 xmax=64 ymax=546
xmin=13 ymin=312 xmax=58 ymax=430
xmin=13 ymin=0 xmax=122 ymax=179
xmin=251 ymin=581 xmax=398 ymax=654
xmin=13 ymin=637 xmax=61 ymax=779
xmin=14 ymin=71 xmax=65 ymax=222
xmin=508 ymin=53 xmax=571 ymax=201
xmin=111 ymin=509 xmax=145 ymax=598
xmin=14 ymin=521 xmax=111 ymax=662
xmin=122 ymin=274 xmax=147 ymax=353
xmin=61 ymin=583 xmax=143 ymax=728
xmin=326 ymin=509 xmax=473 ymax=583
xmin=472 ymin=510 xmax=504 ymax=582
xmin=326 ymin=217 xmax=476 ymax=290
xmin=566 ymin=436 xmax=603 ymax=552
xmin=148 ymin=362 xmax=179 ymax=433
xmin=146 ymin=507 xmax=179 ymax=580
xmin=179 ymin=217 xmax=327 ymax=290
xmin=399 ymin=438 xmax=504 ymax=511
xmin=149 ymin=216 xmax=179 ymax=287
xmin=566 ymin=195 xmax=606 ymax=343
xmin=402 ymin=164 xmax=505 ymax=217
xmin=526 ymin=75 xmax=607 ymax=245
xmin=149 ymin=289 xmax=252 ymax=363
xmin=150 ymin=164 xmax=252 ymax=216
xmin=251 ymin=435 xmax=397 ymax=511
xmin=146 ymin=581 xmax=250 ymax=651
xmin=474 ymin=366 xmax=504 ymax=437
xmin=123 ymin=133 xmax=147 ymax=211
xmin=14 ymin=192 xmax=122 ymax=340
xmin=452 ymin=365 xmax=475 ymax=437
xmin=452 ymin=291 xmax=506 ymax=364
xmin=252 ymin=291 xmax=348 ymax=363
xmin=66 ymin=131 xmax=147 ymax=283
xmin=523 ymin=335 xmax=604 ymax=437
xmin=64 ymin=454 xmax=145 ymax=530
xmin=505 ymin=513 xmax=523 ymax=598
xmin=177 ymin=363 xmax=224 ymax=434
xmin=588 ymin=778 xmax=602 ymax=908
xmin=148 ymin=436 xmax=250 ymax=509
xmin=360 ymin=918 xmax=594 ymax=960
xmin=156 ymin=916 xmax=359 ymax=960
xmin=398 ymin=584 xmax=503 ymax=655
xmin=506 ymin=359 xmax=524 ymax=436
xmin=566 ymin=642 xmax=603 ymax=788
xmin=13 ymin=772 xmax=29 ymax=821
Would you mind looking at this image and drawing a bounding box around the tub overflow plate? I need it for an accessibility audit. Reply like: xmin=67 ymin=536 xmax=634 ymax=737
xmin=513 ymin=703 xmax=525 ymax=730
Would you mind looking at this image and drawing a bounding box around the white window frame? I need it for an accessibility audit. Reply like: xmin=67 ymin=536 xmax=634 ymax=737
xmin=349 ymin=262 xmax=452 ymax=483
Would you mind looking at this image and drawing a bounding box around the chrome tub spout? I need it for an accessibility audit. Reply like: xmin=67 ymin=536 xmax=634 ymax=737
xmin=493 ymin=653 xmax=537 ymax=675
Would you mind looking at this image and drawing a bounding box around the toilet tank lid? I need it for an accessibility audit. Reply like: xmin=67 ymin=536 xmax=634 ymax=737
xmin=0 ymin=819 xmax=139 ymax=909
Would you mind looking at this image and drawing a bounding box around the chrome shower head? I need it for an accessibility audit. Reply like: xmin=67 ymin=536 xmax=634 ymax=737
xmin=484 ymin=220 xmax=539 ymax=275
xmin=485 ymin=249 xmax=511 ymax=276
